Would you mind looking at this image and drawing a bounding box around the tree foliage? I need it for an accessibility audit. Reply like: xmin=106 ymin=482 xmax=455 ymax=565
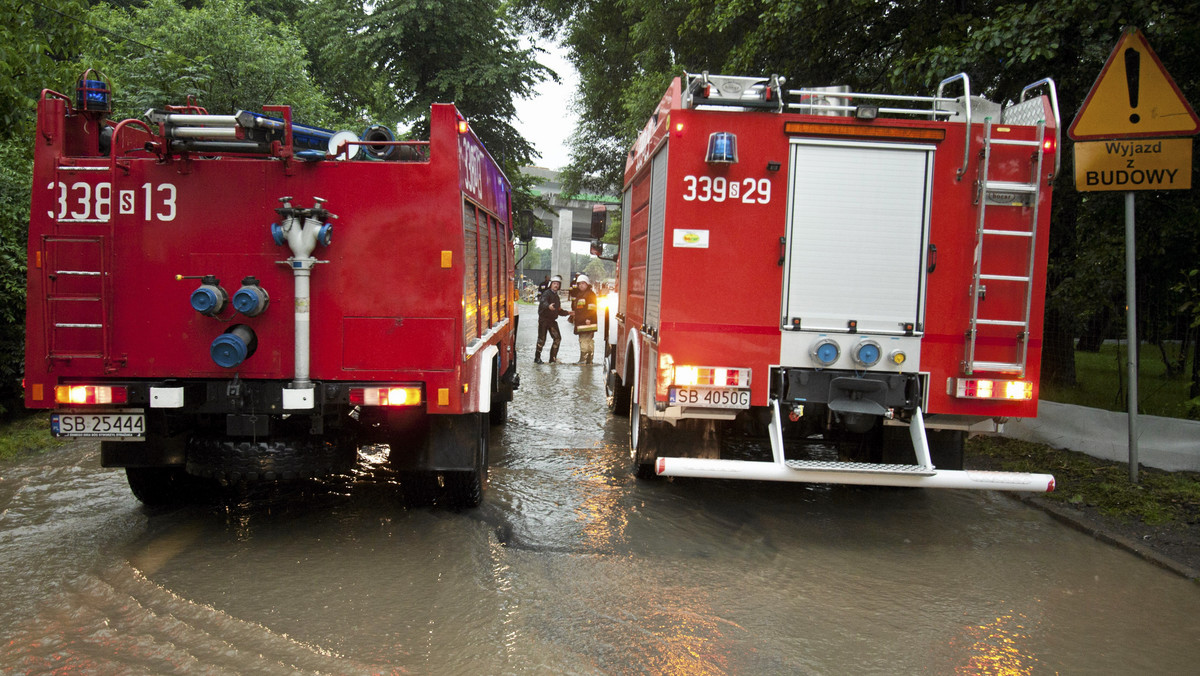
xmin=0 ymin=0 xmax=100 ymax=141
xmin=299 ymin=0 xmax=550 ymax=168
xmin=0 ymin=141 xmax=32 ymax=415
xmin=84 ymin=0 xmax=337 ymax=126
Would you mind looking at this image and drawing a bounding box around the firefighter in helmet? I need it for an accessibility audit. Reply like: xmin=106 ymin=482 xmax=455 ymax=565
xmin=535 ymin=275 xmax=570 ymax=364
xmin=569 ymin=274 xmax=599 ymax=364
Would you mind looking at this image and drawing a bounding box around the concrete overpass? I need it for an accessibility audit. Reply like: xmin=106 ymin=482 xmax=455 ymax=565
xmin=522 ymin=166 xmax=618 ymax=280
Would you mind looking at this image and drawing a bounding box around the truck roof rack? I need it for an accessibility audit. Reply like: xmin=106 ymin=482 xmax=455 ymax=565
xmin=683 ymin=71 xmax=788 ymax=113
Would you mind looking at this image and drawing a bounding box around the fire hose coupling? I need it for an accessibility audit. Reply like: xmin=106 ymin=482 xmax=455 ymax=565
xmin=189 ymin=275 xmax=228 ymax=316
xmin=271 ymin=196 xmax=335 ymax=257
xmin=210 ymin=324 xmax=258 ymax=368
xmin=232 ymin=276 xmax=269 ymax=316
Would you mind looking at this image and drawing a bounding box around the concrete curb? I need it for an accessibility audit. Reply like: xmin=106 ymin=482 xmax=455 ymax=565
xmin=1008 ymin=493 xmax=1200 ymax=583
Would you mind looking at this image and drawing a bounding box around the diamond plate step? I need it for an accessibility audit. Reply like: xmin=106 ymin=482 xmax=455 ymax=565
xmin=784 ymin=460 xmax=936 ymax=476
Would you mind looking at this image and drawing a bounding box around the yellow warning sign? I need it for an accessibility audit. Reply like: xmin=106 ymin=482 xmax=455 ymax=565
xmin=1074 ymin=138 xmax=1192 ymax=191
xmin=1068 ymin=28 xmax=1199 ymax=140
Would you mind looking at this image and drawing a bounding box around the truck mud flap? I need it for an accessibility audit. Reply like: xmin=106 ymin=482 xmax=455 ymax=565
xmin=389 ymin=413 xmax=485 ymax=473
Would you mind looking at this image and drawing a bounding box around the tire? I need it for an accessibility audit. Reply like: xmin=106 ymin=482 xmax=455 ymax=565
xmin=836 ymin=424 xmax=885 ymax=464
xmin=489 ymin=399 xmax=509 ymax=426
xmin=877 ymin=425 xmax=965 ymax=469
xmin=928 ymin=429 xmax=965 ymax=470
xmin=125 ymin=466 xmax=218 ymax=506
xmin=185 ymin=437 xmax=355 ymax=482
xmin=629 ymin=401 xmax=659 ymax=480
xmin=605 ymin=358 xmax=631 ymax=417
xmin=397 ymin=470 xmax=440 ymax=507
xmin=879 ymin=424 xmax=914 ymax=465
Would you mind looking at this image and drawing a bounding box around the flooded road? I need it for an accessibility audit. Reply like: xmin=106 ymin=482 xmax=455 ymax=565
xmin=3 ymin=305 xmax=1199 ymax=674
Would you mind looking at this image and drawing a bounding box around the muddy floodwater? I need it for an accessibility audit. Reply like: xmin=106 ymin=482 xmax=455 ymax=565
xmin=2 ymin=305 xmax=1199 ymax=674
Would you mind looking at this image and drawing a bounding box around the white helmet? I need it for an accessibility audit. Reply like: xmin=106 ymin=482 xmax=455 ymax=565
xmin=576 ymin=274 xmax=590 ymax=287
xmin=550 ymin=275 xmax=563 ymax=284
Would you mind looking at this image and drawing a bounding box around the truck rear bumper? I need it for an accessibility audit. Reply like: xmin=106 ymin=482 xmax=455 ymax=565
xmin=655 ymin=398 xmax=1055 ymax=492
xmin=654 ymin=457 xmax=1055 ymax=492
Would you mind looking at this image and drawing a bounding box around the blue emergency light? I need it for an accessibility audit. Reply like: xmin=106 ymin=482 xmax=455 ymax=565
xmin=706 ymin=132 xmax=738 ymax=163
xmin=75 ymin=71 xmax=111 ymax=113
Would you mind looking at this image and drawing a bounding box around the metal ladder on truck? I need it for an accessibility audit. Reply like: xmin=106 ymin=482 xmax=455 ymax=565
xmin=964 ymin=80 xmax=1059 ymax=377
xmin=42 ymin=162 xmax=120 ymax=373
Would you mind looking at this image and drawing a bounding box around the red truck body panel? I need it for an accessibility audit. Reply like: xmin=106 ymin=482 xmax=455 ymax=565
xmin=26 ymin=97 xmax=514 ymax=417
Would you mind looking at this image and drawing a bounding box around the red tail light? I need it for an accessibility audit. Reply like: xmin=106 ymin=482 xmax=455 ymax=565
xmin=953 ymin=378 xmax=1032 ymax=400
xmin=55 ymin=385 xmax=128 ymax=405
xmin=349 ymin=386 xmax=423 ymax=407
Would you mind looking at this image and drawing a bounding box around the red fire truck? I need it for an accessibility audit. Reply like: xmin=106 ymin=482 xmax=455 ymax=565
xmin=602 ymin=71 xmax=1060 ymax=491
xmin=25 ymin=77 xmax=520 ymax=506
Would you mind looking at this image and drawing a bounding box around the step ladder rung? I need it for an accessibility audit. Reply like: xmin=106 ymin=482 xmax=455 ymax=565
xmin=979 ymin=274 xmax=1031 ymax=282
xmin=970 ymin=361 xmax=1026 ymax=374
xmin=976 ymin=319 xmax=1028 ymax=327
xmin=982 ymin=228 xmax=1033 ymax=237
xmin=988 ymin=138 xmax=1041 ymax=147
xmin=985 ymin=180 xmax=1038 ymax=193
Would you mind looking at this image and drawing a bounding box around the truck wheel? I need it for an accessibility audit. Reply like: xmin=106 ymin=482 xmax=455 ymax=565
xmin=928 ymin=429 xmax=965 ymax=470
xmin=125 ymin=467 xmax=216 ymax=506
xmin=878 ymin=424 xmax=913 ymax=465
xmin=629 ymin=402 xmax=660 ymax=480
xmin=605 ymin=363 xmax=631 ymax=417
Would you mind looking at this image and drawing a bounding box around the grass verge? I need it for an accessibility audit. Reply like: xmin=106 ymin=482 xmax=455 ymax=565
xmin=967 ymin=435 xmax=1200 ymax=527
xmin=1041 ymin=343 xmax=1197 ymax=419
xmin=0 ymin=412 xmax=67 ymax=462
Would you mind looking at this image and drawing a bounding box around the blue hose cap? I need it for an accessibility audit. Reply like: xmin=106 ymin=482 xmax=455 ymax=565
xmin=232 ymin=286 xmax=267 ymax=316
xmin=190 ymin=286 xmax=224 ymax=315
xmin=211 ymin=325 xmax=257 ymax=368
xmin=318 ymin=223 xmax=333 ymax=247
xmin=210 ymin=334 xmax=248 ymax=368
xmin=271 ymin=223 xmax=286 ymax=246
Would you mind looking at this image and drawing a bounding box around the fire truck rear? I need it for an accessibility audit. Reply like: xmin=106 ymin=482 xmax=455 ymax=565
xmin=603 ymin=71 xmax=1060 ymax=491
xmin=25 ymin=78 xmax=519 ymax=506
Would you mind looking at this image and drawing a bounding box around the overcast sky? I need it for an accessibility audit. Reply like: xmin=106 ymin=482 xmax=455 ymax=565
xmin=513 ymin=39 xmax=579 ymax=171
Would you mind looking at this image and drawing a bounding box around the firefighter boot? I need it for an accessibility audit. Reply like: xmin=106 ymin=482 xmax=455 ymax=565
xmin=549 ymin=346 xmax=559 ymax=364
xmin=534 ymin=339 xmax=545 ymax=364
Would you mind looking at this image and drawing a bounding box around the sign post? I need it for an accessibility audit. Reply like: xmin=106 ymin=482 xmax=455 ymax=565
xmin=1068 ymin=27 xmax=1199 ymax=483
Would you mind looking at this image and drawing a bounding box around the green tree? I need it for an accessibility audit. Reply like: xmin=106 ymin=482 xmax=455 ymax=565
xmin=84 ymin=0 xmax=337 ymax=125
xmin=1 ymin=0 xmax=100 ymax=141
xmin=0 ymin=140 xmax=32 ymax=415
xmin=299 ymin=0 xmax=549 ymax=166
xmin=297 ymin=0 xmax=553 ymax=217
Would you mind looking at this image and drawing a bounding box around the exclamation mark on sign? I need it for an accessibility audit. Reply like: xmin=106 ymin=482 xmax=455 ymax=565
xmin=1125 ymin=47 xmax=1141 ymax=124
